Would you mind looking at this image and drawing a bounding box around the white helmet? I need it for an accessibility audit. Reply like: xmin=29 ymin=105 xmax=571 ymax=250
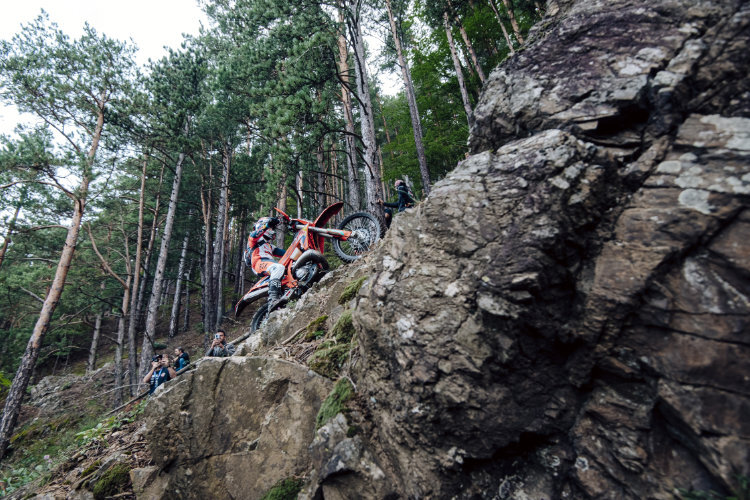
xmin=255 ymin=217 xmax=275 ymax=240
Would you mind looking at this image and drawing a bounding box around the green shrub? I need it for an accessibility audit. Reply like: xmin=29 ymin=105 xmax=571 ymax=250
xmin=315 ymin=378 xmax=354 ymax=430
xmin=260 ymin=477 xmax=304 ymax=500
xmin=331 ymin=311 xmax=355 ymax=343
xmin=338 ymin=276 xmax=367 ymax=305
xmin=91 ymin=463 xmax=131 ymax=499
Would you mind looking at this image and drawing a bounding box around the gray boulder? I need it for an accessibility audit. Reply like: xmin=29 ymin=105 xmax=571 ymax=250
xmin=138 ymin=357 xmax=332 ymax=499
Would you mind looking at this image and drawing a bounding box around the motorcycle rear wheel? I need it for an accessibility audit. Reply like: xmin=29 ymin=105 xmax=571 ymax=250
xmin=333 ymin=212 xmax=381 ymax=262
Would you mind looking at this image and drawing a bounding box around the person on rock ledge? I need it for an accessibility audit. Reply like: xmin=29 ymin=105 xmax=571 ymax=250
xmin=377 ymin=179 xmax=416 ymax=229
xmin=143 ymin=353 xmax=177 ymax=394
xmin=205 ymin=329 xmax=236 ymax=357
xmin=173 ymin=347 xmax=190 ymax=371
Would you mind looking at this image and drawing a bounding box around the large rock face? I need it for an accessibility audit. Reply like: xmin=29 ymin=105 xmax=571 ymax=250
xmin=139 ymin=357 xmax=331 ymax=499
xmin=348 ymin=0 xmax=750 ymax=498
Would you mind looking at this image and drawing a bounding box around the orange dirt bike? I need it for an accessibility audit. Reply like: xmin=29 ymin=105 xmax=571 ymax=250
xmin=234 ymin=201 xmax=381 ymax=331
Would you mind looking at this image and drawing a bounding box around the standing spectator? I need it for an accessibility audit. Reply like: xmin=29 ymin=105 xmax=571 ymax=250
xmin=143 ymin=354 xmax=177 ymax=394
xmin=173 ymin=347 xmax=190 ymax=371
xmin=205 ymin=329 xmax=236 ymax=357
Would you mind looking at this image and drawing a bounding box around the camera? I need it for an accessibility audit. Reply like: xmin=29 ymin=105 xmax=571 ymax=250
xmin=215 ymin=333 xmax=221 ymax=340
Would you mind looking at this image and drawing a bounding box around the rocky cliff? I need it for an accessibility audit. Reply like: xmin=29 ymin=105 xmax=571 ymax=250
xmin=140 ymin=0 xmax=750 ymax=498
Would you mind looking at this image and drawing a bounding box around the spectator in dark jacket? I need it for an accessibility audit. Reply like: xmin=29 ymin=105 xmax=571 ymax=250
xmin=173 ymin=347 xmax=190 ymax=371
xmin=378 ymin=179 xmax=416 ymax=228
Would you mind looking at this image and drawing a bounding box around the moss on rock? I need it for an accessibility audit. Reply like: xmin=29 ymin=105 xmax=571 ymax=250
xmin=338 ymin=276 xmax=367 ymax=305
xmin=331 ymin=310 xmax=355 ymax=343
xmin=80 ymin=460 xmax=102 ymax=478
xmin=304 ymin=315 xmax=329 ymax=341
xmin=260 ymin=477 xmax=304 ymax=500
xmin=91 ymin=463 xmax=130 ymax=499
xmin=315 ymin=378 xmax=354 ymax=430
xmin=309 ymin=344 xmax=351 ymax=379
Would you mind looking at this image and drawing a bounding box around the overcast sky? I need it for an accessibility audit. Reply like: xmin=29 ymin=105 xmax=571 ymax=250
xmin=0 ymin=0 xmax=208 ymax=137
xmin=0 ymin=0 xmax=398 ymax=139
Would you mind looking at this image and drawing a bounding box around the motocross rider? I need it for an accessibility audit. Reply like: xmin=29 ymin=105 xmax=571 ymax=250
xmin=244 ymin=216 xmax=285 ymax=312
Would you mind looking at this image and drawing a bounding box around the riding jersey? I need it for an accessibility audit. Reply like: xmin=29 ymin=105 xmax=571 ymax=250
xmin=247 ymin=225 xmax=284 ymax=272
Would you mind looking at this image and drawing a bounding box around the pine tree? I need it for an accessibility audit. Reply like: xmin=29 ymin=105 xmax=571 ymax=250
xmin=0 ymin=13 xmax=137 ymax=457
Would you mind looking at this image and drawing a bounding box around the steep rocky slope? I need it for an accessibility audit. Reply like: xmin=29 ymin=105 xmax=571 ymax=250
xmin=351 ymin=0 xmax=750 ymax=498
xmin=138 ymin=0 xmax=749 ymax=498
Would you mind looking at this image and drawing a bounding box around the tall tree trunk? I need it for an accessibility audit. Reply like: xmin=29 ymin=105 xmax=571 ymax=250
xmin=112 ymin=272 xmax=131 ymax=407
xmin=385 ymin=0 xmax=432 ymax=195
xmin=139 ymin=152 xmax=186 ymax=382
xmin=0 ymin=108 xmax=103 ymax=458
xmin=87 ymin=281 xmax=107 ymax=373
xmin=88 ymin=312 xmax=103 ymax=373
xmin=316 ymin=145 xmax=326 ymax=209
xmin=444 ymin=11 xmax=474 ymax=127
xmin=376 ymin=95 xmax=394 ymax=152
xmin=500 ymin=0 xmax=524 ymax=44
xmin=487 ymin=0 xmax=516 ymax=55
xmin=348 ymin=0 xmax=384 ymax=215
xmin=200 ymin=163 xmax=215 ymax=335
xmin=336 ymin=23 xmax=361 ymax=212
xmin=127 ymin=160 xmax=162 ymax=395
xmin=160 ymin=279 xmax=170 ymax=307
xmin=296 ymin=171 xmax=304 ymax=217
xmin=213 ymin=145 xmax=231 ymax=331
xmin=183 ymin=265 xmax=192 ymax=332
xmin=234 ymin=215 xmax=247 ymax=297
xmin=169 ymin=229 xmax=190 ymax=338
xmin=0 ymin=201 xmax=22 ymax=270
xmin=458 ymin=23 xmax=486 ymax=83
xmin=276 ymin=182 xmax=288 ymax=249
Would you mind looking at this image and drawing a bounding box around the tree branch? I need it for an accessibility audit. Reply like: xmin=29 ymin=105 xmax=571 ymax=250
xmin=86 ymin=223 xmax=128 ymax=289
xmin=19 ymin=287 xmax=45 ymax=304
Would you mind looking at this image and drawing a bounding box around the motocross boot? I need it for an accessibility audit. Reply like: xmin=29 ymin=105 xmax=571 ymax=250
xmin=267 ymin=279 xmax=282 ymax=312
